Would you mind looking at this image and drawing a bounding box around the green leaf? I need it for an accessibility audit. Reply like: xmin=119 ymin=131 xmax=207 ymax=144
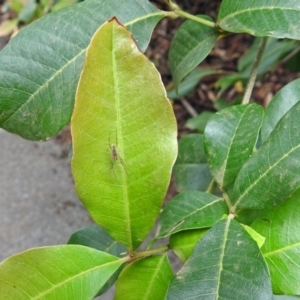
xmin=0 ymin=0 xmax=165 ymax=140
xmin=169 ymin=229 xmax=208 ymax=262
xmin=261 ymin=78 xmax=300 ymax=143
xmin=173 ymin=134 xmax=212 ymax=192
xmin=0 ymin=245 xmax=125 ymax=299
xmin=71 ymin=19 xmax=177 ymax=250
xmin=204 ymin=104 xmax=264 ymax=189
xmin=185 ymin=111 xmax=214 ymax=133
xmin=166 ymin=218 xmax=272 ymax=300
xmin=115 ymin=254 xmax=173 ymax=300
xmin=241 ymin=224 xmax=265 ymax=248
xmin=68 ymin=224 xmax=127 ymax=256
xmin=167 ymin=68 xmax=218 ymax=99
xmin=218 ymin=1 xmax=300 ymax=40
xmin=68 ymin=225 xmax=127 ymax=296
xmin=252 ymin=188 xmax=300 ymax=294
xmin=169 ymin=15 xmax=219 ymax=89
xmin=18 ymin=0 xmax=37 ymax=22
xmin=157 ymin=191 xmax=227 ymax=238
xmin=233 ymin=101 xmax=300 ymax=210
xmin=238 ymin=38 xmax=296 ymax=75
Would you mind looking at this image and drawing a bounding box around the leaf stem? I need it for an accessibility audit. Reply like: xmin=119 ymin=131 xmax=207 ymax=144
xmin=241 ymin=37 xmax=268 ymax=105
xmin=133 ymin=245 xmax=169 ymax=260
xmin=167 ymin=0 xmax=215 ymax=28
xmin=222 ymin=191 xmax=233 ymax=212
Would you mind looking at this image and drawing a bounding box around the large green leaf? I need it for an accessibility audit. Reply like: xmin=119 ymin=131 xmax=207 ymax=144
xmin=233 ymin=101 xmax=300 ymax=210
xmin=166 ymin=218 xmax=272 ymax=300
xmin=173 ymin=134 xmax=212 ymax=191
xmin=169 ymin=15 xmax=219 ymax=89
xmin=71 ymin=19 xmax=177 ymax=250
xmin=115 ymin=254 xmax=173 ymax=300
xmin=252 ymin=188 xmax=300 ymax=294
xmin=0 ymin=0 xmax=166 ymax=140
xmin=261 ymin=78 xmax=300 ymax=143
xmin=0 ymin=245 xmax=125 ymax=299
xmin=218 ymin=1 xmax=300 ymax=40
xmin=157 ymin=191 xmax=227 ymax=238
xmin=204 ymin=104 xmax=264 ymax=189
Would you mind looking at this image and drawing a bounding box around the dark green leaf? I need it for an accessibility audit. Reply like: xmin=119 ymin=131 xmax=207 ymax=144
xmin=252 ymin=188 xmax=300 ymax=294
xmin=218 ymin=1 xmax=300 ymax=40
xmin=115 ymin=255 xmax=173 ymax=300
xmin=167 ymin=69 xmax=218 ymax=99
xmin=166 ymin=218 xmax=272 ymax=300
xmin=261 ymin=78 xmax=300 ymax=143
xmin=0 ymin=0 xmax=166 ymax=140
xmin=169 ymin=15 xmax=218 ymax=89
xmin=185 ymin=111 xmax=214 ymax=133
xmin=233 ymin=101 xmax=300 ymax=210
xmin=68 ymin=224 xmax=127 ymax=256
xmin=204 ymin=104 xmax=264 ymax=189
xmin=157 ymin=191 xmax=227 ymax=238
xmin=173 ymin=134 xmax=212 ymax=191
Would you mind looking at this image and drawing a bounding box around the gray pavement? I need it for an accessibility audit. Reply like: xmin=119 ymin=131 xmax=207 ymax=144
xmin=0 ymin=128 xmax=115 ymax=299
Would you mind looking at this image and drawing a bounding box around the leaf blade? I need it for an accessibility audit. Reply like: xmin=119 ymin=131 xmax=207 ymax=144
xmin=218 ymin=1 xmax=300 ymax=40
xmin=233 ymin=101 xmax=300 ymax=209
xmin=157 ymin=191 xmax=227 ymax=238
xmin=169 ymin=15 xmax=218 ymax=89
xmin=166 ymin=218 xmax=272 ymax=300
xmin=252 ymin=188 xmax=300 ymax=294
xmin=114 ymin=255 xmax=173 ymax=300
xmin=204 ymin=104 xmax=264 ymax=189
xmin=0 ymin=245 xmax=124 ymax=299
xmin=71 ymin=19 xmax=177 ymax=250
xmin=0 ymin=0 xmax=165 ymax=140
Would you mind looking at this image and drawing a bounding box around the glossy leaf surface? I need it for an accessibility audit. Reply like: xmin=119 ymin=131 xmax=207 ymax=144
xmin=252 ymin=188 xmax=300 ymax=294
xmin=204 ymin=104 xmax=264 ymax=189
xmin=157 ymin=191 xmax=227 ymax=238
xmin=0 ymin=245 xmax=124 ymax=299
xmin=261 ymin=78 xmax=300 ymax=143
xmin=218 ymin=1 xmax=300 ymax=40
xmin=115 ymin=254 xmax=173 ymax=300
xmin=166 ymin=218 xmax=272 ymax=300
xmin=233 ymin=101 xmax=300 ymax=209
xmin=0 ymin=0 xmax=165 ymax=140
xmin=173 ymin=134 xmax=212 ymax=191
xmin=71 ymin=19 xmax=177 ymax=250
xmin=169 ymin=15 xmax=218 ymax=89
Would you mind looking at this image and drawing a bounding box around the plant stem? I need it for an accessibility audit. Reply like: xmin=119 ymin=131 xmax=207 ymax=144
xmin=241 ymin=37 xmax=268 ymax=105
xmin=167 ymin=0 xmax=215 ymax=28
xmin=222 ymin=191 xmax=233 ymax=212
xmin=133 ymin=245 xmax=169 ymax=259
